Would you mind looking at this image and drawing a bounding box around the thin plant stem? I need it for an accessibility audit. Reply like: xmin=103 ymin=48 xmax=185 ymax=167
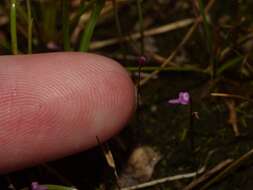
xmin=198 ymin=0 xmax=216 ymax=78
xmin=10 ymin=0 xmax=18 ymax=54
xmin=40 ymin=1 xmax=57 ymax=42
xmin=46 ymin=185 xmax=77 ymax=190
xmin=0 ymin=36 xmax=11 ymax=50
xmin=198 ymin=0 xmax=212 ymax=52
xmin=183 ymin=159 xmax=233 ymax=190
xmin=16 ymin=2 xmax=28 ymax=24
xmin=189 ymin=96 xmax=198 ymax=170
xmin=136 ymin=0 xmax=145 ymax=136
xmin=136 ymin=60 xmax=142 ymax=135
xmin=189 ymin=97 xmax=194 ymax=151
xmin=79 ymin=0 xmax=105 ymax=52
xmin=137 ymin=0 xmax=144 ymax=55
xmin=26 ymin=0 xmax=32 ymax=54
xmin=40 ymin=164 xmax=74 ymax=187
xmin=121 ymin=167 xmax=205 ymax=190
xmin=62 ymin=0 xmax=71 ymax=50
xmin=96 ymin=136 xmax=120 ymax=189
xmin=20 ymin=184 xmax=77 ymax=190
xmin=200 ymin=148 xmax=253 ymax=190
xmin=127 ymin=66 xmax=209 ymax=73
xmin=112 ymin=0 xmax=122 ymax=37
xmin=90 ymin=18 xmax=194 ymax=50
xmin=139 ymin=0 xmax=216 ymax=86
xmin=139 ymin=22 xmax=198 ymax=86
xmin=70 ymin=0 xmax=96 ymax=26
xmin=112 ymin=0 xmax=126 ymax=60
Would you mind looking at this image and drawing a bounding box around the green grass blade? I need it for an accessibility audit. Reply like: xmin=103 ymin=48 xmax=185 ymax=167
xmin=137 ymin=0 xmax=144 ymax=55
xmin=79 ymin=0 xmax=105 ymax=52
xmin=62 ymin=0 xmax=71 ymax=51
xmin=10 ymin=0 xmax=18 ymax=54
xmin=198 ymin=0 xmax=212 ymax=53
xmin=16 ymin=1 xmax=28 ymax=25
xmin=198 ymin=0 xmax=216 ymax=78
xmin=40 ymin=1 xmax=58 ymax=42
xmin=127 ymin=66 xmax=209 ymax=74
xmin=26 ymin=0 xmax=32 ymax=54
xmin=46 ymin=184 xmax=77 ymax=190
xmin=217 ymin=56 xmax=243 ymax=76
xmin=20 ymin=184 xmax=77 ymax=190
xmin=0 ymin=35 xmax=11 ymax=51
xmin=112 ymin=0 xmax=125 ymax=55
xmin=71 ymin=0 xmax=96 ymax=26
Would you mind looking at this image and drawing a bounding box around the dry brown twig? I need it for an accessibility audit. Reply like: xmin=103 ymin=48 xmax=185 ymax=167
xmin=90 ymin=18 xmax=194 ymax=50
xmin=139 ymin=0 xmax=216 ymax=86
xmin=139 ymin=23 xmax=197 ymax=86
xmin=225 ymin=99 xmax=240 ymax=136
xmin=96 ymin=136 xmax=120 ymax=189
xmin=211 ymin=92 xmax=253 ymax=136
xmin=200 ymin=148 xmax=253 ymax=190
xmin=71 ymin=0 xmax=128 ymax=44
xmin=211 ymin=92 xmax=253 ymax=102
xmin=71 ymin=4 xmax=113 ymax=44
xmin=120 ymin=167 xmax=206 ymax=190
xmin=88 ymin=0 xmax=219 ymax=51
xmin=182 ymin=159 xmax=233 ymax=190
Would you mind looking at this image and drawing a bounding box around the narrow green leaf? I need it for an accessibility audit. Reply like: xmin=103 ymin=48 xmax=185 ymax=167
xmin=26 ymin=0 xmax=32 ymax=53
xmin=46 ymin=184 xmax=78 ymax=190
xmin=198 ymin=0 xmax=212 ymax=54
xmin=137 ymin=0 xmax=144 ymax=54
xmin=10 ymin=0 xmax=18 ymax=54
xmin=40 ymin=1 xmax=58 ymax=42
xmin=198 ymin=0 xmax=216 ymax=78
xmin=217 ymin=56 xmax=243 ymax=75
xmin=20 ymin=184 xmax=77 ymax=190
xmin=79 ymin=0 xmax=105 ymax=52
xmin=62 ymin=0 xmax=71 ymax=50
xmin=71 ymin=0 xmax=96 ymax=26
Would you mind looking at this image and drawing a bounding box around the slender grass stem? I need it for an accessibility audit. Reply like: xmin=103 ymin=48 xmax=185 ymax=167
xmin=198 ymin=0 xmax=211 ymax=51
xmin=200 ymin=148 xmax=253 ymax=190
xmin=45 ymin=185 xmax=77 ymax=190
xmin=10 ymin=0 xmax=18 ymax=54
xmin=71 ymin=0 xmax=96 ymax=25
xmin=112 ymin=0 xmax=123 ymax=40
xmin=127 ymin=66 xmax=209 ymax=74
xmin=62 ymin=0 xmax=71 ymax=50
xmin=16 ymin=2 xmax=28 ymax=24
xmin=198 ymin=0 xmax=216 ymax=78
xmin=136 ymin=0 xmax=145 ymax=134
xmin=0 ymin=36 xmax=11 ymax=50
xmin=40 ymin=1 xmax=57 ymax=42
xmin=188 ymin=96 xmax=198 ymax=170
xmin=112 ymin=0 xmax=125 ymax=59
xmin=137 ymin=0 xmax=144 ymax=55
xmin=79 ymin=0 xmax=105 ymax=52
xmin=20 ymin=184 xmax=77 ymax=190
xmin=26 ymin=0 xmax=32 ymax=54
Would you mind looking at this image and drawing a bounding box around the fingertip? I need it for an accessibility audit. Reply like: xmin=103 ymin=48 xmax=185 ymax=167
xmin=0 ymin=52 xmax=135 ymax=173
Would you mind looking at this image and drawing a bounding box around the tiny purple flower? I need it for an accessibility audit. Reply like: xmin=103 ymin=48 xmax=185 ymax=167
xmin=138 ymin=56 xmax=147 ymax=65
xmin=31 ymin=182 xmax=48 ymax=190
xmin=168 ymin=92 xmax=190 ymax=105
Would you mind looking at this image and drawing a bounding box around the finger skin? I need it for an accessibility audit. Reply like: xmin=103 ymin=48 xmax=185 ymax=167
xmin=0 ymin=52 xmax=135 ymax=173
